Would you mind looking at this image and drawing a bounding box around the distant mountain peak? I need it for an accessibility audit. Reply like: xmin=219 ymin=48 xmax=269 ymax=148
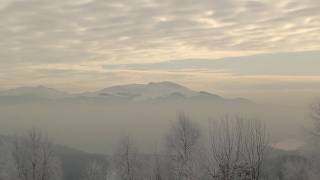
xmin=77 ymin=81 xmax=251 ymax=103
xmin=83 ymin=81 xmax=197 ymax=101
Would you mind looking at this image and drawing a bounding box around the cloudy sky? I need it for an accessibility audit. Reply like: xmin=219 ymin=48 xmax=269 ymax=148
xmin=0 ymin=0 xmax=320 ymax=103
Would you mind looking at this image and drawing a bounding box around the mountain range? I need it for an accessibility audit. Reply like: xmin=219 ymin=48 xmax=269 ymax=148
xmin=0 ymin=81 xmax=250 ymax=103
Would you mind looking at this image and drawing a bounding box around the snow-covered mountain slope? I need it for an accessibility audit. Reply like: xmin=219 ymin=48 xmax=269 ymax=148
xmin=82 ymin=81 xmax=202 ymax=101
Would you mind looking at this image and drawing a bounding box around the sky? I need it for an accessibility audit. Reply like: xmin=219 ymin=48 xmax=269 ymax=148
xmin=0 ymin=0 xmax=320 ymax=104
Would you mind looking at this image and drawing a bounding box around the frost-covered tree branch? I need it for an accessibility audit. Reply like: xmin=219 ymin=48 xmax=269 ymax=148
xmin=165 ymin=113 xmax=202 ymax=180
xmin=207 ymin=116 xmax=268 ymax=180
xmin=113 ymin=136 xmax=140 ymax=180
xmin=82 ymin=160 xmax=108 ymax=180
xmin=10 ymin=128 xmax=62 ymax=180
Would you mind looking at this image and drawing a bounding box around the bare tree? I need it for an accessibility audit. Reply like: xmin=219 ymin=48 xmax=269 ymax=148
xmin=82 ymin=160 xmax=108 ymax=180
xmin=207 ymin=116 xmax=244 ymax=180
xmin=152 ymin=152 xmax=163 ymax=180
xmin=304 ymin=101 xmax=320 ymax=172
xmin=242 ymin=119 xmax=268 ymax=180
xmin=310 ymin=101 xmax=320 ymax=136
xmin=208 ymin=116 xmax=268 ymax=180
xmin=165 ymin=113 xmax=202 ymax=180
xmin=113 ymin=136 xmax=140 ymax=180
xmin=10 ymin=128 xmax=62 ymax=180
xmin=0 ymin=137 xmax=17 ymax=180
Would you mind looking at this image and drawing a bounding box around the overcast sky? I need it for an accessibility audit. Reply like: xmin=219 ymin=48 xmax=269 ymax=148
xmin=0 ymin=0 xmax=319 ymax=103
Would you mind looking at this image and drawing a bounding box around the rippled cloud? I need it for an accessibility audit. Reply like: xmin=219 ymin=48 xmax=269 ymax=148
xmin=0 ymin=0 xmax=320 ymax=100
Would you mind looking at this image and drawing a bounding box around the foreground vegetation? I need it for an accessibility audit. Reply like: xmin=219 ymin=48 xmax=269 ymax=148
xmin=1 ymin=102 xmax=320 ymax=180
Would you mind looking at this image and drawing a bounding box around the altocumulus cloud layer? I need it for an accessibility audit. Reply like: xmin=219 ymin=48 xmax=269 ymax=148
xmin=0 ymin=0 xmax=320 ymax=102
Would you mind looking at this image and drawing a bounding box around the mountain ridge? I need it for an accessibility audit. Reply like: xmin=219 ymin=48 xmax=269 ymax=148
xmin=0 ymin=82 xmax=251 ymax=103
xmin=0 ymin=86 xmax=70 ymax=99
